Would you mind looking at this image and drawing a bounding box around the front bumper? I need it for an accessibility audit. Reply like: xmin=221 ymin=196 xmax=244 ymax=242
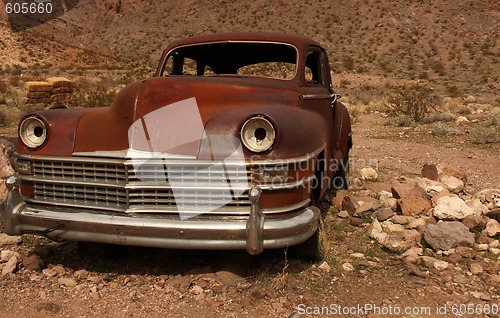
xmin=1 ymin=177 xmax=320 ymax=253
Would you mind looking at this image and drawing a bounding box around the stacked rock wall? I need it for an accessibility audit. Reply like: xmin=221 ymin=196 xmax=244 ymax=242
xmin=24 ymin=77 xmax=73 ymax=106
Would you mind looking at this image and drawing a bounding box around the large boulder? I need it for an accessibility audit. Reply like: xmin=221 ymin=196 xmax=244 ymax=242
xmin=423 ymin=221 xmax=475 ymax=251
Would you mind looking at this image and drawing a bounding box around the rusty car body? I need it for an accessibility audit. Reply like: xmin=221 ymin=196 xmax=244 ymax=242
xmin=1 ymin=33 xmax=352 ymax=259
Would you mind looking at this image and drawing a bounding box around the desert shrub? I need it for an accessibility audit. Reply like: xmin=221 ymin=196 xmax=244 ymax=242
xmin=0 ymin=81 xmax=8 ymax=93
xmin=385 ymin=84 xmax=439 ymax=122
xmin=421 ymin=112 xmax=456 ymax=124
xmin=456 ymin=104 xmax=472 ymax=115
xmin=0 ymin=96 xmax=6 ymax=105
xmin=346 ymin=104 xmax=361 ymax=124
xmin=470 ymin=126 xmax=499 ymax=144
xmin=393 ymin=115 xmax=417 ymax=127
xmin=432 ymin=122 xmax=459 ymax=136
xmin=71 ymin=80 xmax=118 ymax=108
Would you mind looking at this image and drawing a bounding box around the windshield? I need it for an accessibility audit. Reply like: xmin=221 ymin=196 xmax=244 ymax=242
xmin=161 ymin=42 xmax=297 ymax=80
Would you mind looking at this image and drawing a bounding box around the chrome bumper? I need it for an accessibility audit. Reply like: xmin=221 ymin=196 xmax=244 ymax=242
xmin=1 ymin=177 xmax=319 ymax=253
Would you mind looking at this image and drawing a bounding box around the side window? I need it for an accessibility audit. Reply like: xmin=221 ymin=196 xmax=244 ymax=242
xmin=304 ymin=50 xmax=323 ymax=85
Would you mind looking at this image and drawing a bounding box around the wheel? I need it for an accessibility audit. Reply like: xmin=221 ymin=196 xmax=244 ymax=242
xmin=290 ymin=217 xmax=329 ymax=261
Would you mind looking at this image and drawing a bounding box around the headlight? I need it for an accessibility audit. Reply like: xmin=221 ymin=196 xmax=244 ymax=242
xmin=240 ymin=116 xmax=276 ymax=152
xmin=19 ymin=116 xmax=48 ymax=149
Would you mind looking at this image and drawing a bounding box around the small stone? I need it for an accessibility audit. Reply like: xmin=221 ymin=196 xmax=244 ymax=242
xmin=90 ymin=292 xmax=100 ymax=300
xmin=0 ymin=250 xmax=20 ymax=263
xmin=433 ymin=260 xmax=450 ymax=271
xmin=456 ymin=116 xmax=469 ymax=124
xmin=349 ymin=217 xmax=364 ymax=227
xmin=351 ymin=253 xmax=365 ymax=259
xmin=391 ymin=215 xmax=411 ymax=225
xmin=42 ymin=268 xmax=58 ymax=277
xmin=407 ymin=218 xmax=427 ymax=230
xmin=475 ymin=244 xmax=489 ymax=251
xmin=367 ymin=219 xmax=383 ymax=238
xmin=0 ymin=234 xmax=21 ymax=246
xmin=341 ymin=196 xmax=356 ymax=215
xmin=23 ymin=253 xmax=45 ymax=271
xmin=337 ymin=210 xmax=349 ymax=219
xmin=215 ymin=269 xmax=245 ymax=287
xmin=58 ymin=277 xmax=77 ymax=287
xmin=454 ymin=274 xmax=468 ymax=284
xmin=1 ymin=255 xmax=18 ymax=275
xmin=376 ymin=208 xmax=394 ymax=222
xmin=462 ymin=215 xmax=486 ymax=230
xmin=489 ymin=247 xmax=500 ymax=255
xmin=401 ymin=247 xmax=423 ymax=263
xmin=108 ymin=282 xmax=119 ymax=289
xmin=490 ymin=240 xmax=500 ymax=248
xmin=74 ymin=269 xmax=89 ymax=279
xmin=382 ymin=230 xmax=421 ymax=253
xmin=189 ymin=285 xmax=204 ymax=295
xmin=52 ymin=265 xmax=66 ymax=275
xmin=488 ymin=274 xmax=500 ymax=284
xmin=359 ymin=167 xmax=378 ymax=181
xmin=455 ymin=246 xmax=476 ymax=258
xmin=484 ymin=219 xmax=500 ymax=237
xmin=318 ymin=261 xmax=331 ymax=273
xmin=440 ymin=175 xmax=464 ymax=194
xmin=446 ymin=253 xmax=463 ymax=264
xmin=381 ymin=221 xmax=405 ymax=233
xmin=469 ymin=263 xmax=484 ymax=275
xmin=342 ymin=263 xmax=354 ymax=271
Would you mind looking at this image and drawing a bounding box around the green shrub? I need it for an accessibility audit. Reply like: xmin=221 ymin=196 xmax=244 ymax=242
xmin=394 ymin=115 xmax=417 ymax=127
xmin=470 ymin=126 xmax=499 ymax=144
xmin=385 ymin=84 xmax=439 ymax=122
xmin=432 ymin=122 xmax=459 ymax=136
xmin=421 ymin=112 xmax=456 ymax=124
xmin=71 ymin=80 xmax=118 ymax=108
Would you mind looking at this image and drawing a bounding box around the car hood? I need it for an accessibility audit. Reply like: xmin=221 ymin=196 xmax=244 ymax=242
xmin=73 ymin=76 xmax=304 ymax=157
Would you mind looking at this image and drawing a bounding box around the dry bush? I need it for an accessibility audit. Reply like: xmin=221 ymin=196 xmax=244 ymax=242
xmin=431 ymin=122 xmax=460 ymax=137
xmin=421 ymin=112 xmax=456 ymax=124
xmin=385 ymin=84 xmax=439 ymax=122
xmin=70 ymin=79 xmax=118 ymax=108
xmin=470 ymin=126 xmax=499 ymax=144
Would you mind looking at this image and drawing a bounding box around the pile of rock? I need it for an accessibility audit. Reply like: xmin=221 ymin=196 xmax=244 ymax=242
xmin=24 ymin=77 xmax=73 ymax=106
xmin=333 ymin=163 xmax=500 ymax=277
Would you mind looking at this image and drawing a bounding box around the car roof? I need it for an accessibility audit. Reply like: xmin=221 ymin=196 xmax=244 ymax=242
xmin=164 ymin=32 xmax=323 ymax=51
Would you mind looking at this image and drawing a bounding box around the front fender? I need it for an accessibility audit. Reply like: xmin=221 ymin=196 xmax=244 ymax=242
xmin=199 ymin=105 xmax=327 ymax=161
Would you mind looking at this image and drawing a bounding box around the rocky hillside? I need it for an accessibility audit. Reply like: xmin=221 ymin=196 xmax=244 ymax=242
xmin=1 ymin=0 xmax=499 ymax=98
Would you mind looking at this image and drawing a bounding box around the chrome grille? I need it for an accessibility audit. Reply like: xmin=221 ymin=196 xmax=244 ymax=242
xmin=27 ymin=157 xmax=254 ymax=215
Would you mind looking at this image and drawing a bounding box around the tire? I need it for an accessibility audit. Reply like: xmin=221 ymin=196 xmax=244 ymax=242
xmin=290 ymin=217 xmax=328 ymax=261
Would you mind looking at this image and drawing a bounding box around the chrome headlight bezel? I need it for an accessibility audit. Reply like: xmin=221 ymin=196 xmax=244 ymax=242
xmin=19 ymin=115 xmax=48 ymax=149
xmin=240 ymin=115 xmax=276 ymax=153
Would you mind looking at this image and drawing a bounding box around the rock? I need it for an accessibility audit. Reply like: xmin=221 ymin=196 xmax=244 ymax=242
xmin=355 ymin=201 xmax=381 ymax=219
xmin=1 ymin=255 xmax=18 ymax=275
xmin=424 ymin=163 xmax=467 ymax=183
xmin=381 ymin=221 xmax=405 ymax=233
xmin=465 ymin=199 xmax=489 ymax=216
xmin=1 ymin=250 xmax=20 ymax=263
xmin=167 ymin=274 xmax=192 ymax=291
xmin=454 ymin=274 xmax=469 ymax=284
xmin=189 ymin=285 xmax=204 ymax=295
xmin=418 ymin=256 xmax=438 ymax=268
xmin=0 ymin=154 xmax=15 ymax=178
xmin=484 ymin=219 xmax=500 ymax=237
xmin=455 ymin=246 xmax=477 ymax=258
xmin=359 ymin=167 xmax=378 ymax=181
xmin=341 ymin=196 xmax=356 ymax=215
xmin=433 ymin=260 xmax=450 ymax=271
xmin=42 ymin=268 xmax=58 ymax=277
xmin=381 ymin=230 xmax=421 ymax=253
xmin=433 ymin=196 xmax=477 ymax=220
xmin=52 ymin=265 xmax=66 ymax=275
xmin=337 ymin=210 xmax=349 ymax=219
xmin=349 ymin=217 xmax=364 ymax=226
xmin=367 ymin=219 xmax=383 ymax=238
xmin=407 ymin=218 xmax=427 ymax=231
xmin=456 ymin=116 xmax=469 ymax=124
xmin=318 ymin=261 xmax=331 ymax=273
xmin=391 ymin=215 xmax=411 ymax=225
xmin=372 ymin=232 xmax=388 ymax=244
xmin=0 ymin=234 xmax=21 ymax=246
xmin=58 ymin=277 xmax=77 ymax=287
xmin=486 ymin=209 xmax=500 ymax=222
xmin=490 ymin=240 xmax=500 ymax=248
xmin=446 ymin=253 xmax=463 ymax=264
xmin=488 ymin=275 xmax=500 ymax=284
xmin=74 ymin=269 xmax=89 ymax=279
xmin=401 ymin=247 xmax=423 ymax=263
xmin=423 ymin=222 xmax=475 ymax=251
xmin=469 ymin=263 xmax=483 ymax=275
xmin=416 ymin=177 xmax=446 ymax=194
xmin=462 ymin=215 xmax=486 ymax=230
xmin=366 ymin=183 xmax=392 ymax=193
xmin=215 ymin=269 xmax=245 ymax=287
xmin=387 ymin=198 xmax=398 ymax=212
xmin=376 ymin=208 xmax=394 ymax=222
xmin=475 ymin=244 xmax=489 ymax=251
xmin=391 ymin=180 xmax=431 ymax=216
xmin=489 ymin=247 xmax=500 ymax=255
xmin=342 ymin=262 xmax=354 ymax=271
xmin=406 ymin=262 xmax=428 ymax=278
xmin=440 ymin=175 xmax=464 ymax=194
xmin=23 ymin=253 xmax=45 ymax=271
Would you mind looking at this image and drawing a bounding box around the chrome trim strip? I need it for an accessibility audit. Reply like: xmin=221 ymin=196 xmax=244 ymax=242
xmin=16 ymin=144 xmax=325 ymax=166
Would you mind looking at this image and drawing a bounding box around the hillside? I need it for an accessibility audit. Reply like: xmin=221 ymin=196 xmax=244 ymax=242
xmin=1 ymin=0 xmax=499 ymax=99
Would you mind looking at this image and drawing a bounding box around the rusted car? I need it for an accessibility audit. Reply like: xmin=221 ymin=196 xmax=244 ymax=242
xmin=1 ymin=33 xmax=352 ymax=260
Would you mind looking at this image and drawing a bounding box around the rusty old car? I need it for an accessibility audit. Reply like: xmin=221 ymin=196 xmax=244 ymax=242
xmin=1 ymin=33 xmax=352 ymax=260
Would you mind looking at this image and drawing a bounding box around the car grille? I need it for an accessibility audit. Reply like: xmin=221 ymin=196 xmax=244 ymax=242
xmin=28 ymin=158 xmax=254 ymax=215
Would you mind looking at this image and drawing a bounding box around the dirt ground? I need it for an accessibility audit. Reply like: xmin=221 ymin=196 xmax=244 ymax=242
xmin=0 ymin=113 xmax=499 ymax=318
